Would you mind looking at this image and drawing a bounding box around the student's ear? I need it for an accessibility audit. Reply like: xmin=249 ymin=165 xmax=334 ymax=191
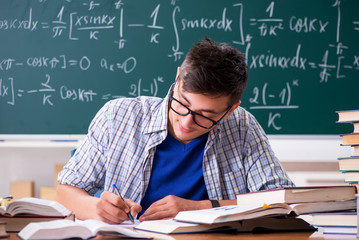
xmin=223 ymin=101 xmax=241 ymax=120
xmin=176 ymin=67 xmax=181 ymax=78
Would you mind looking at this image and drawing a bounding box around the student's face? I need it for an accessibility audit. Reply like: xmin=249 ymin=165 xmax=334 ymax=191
xmin=167 ymin=80 xmax=239 ymax=144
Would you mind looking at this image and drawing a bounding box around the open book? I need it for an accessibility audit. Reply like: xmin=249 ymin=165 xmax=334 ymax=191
xmin=173 ymin=200 xmax=356 ymax=224
xmin=18 ymin=219 xmax=150 ymax=240
xmin=135 ymin=216 xmax=315 ymax=234
xmin=0 ymin=197 xmax=71 ymax=217
xmin=0 ymin=197 xmax=74 ymax=232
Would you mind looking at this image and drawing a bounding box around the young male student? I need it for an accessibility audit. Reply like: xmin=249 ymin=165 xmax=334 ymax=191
xmin=56 ymin=37 xmax=294 ymax=224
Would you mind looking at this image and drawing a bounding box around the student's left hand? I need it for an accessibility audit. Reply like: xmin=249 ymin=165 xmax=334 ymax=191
xmin=139 ymin=195 xmax=210 ymax=221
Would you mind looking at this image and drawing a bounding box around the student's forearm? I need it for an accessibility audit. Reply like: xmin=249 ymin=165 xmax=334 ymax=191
xmin=56 ymin=184 xmax=100 ymax=220
xmin=140 ymin=196 xmax=238 ymax=221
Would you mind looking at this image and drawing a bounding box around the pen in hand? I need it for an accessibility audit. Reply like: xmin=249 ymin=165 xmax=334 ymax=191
xmin=112 ymin=184 xmax=135 ymax=224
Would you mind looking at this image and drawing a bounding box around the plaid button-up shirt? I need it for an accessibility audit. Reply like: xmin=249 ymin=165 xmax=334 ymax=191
xmin=58 ymin=90 xmax=294 ymax=203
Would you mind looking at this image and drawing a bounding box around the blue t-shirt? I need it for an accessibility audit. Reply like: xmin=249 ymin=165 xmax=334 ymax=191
xmin=139 ymin=133 xmax=209 ymax=216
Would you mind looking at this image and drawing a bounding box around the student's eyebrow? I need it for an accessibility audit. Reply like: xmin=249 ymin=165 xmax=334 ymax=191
xmin=179 ymin=91 xmax=220 ymax=115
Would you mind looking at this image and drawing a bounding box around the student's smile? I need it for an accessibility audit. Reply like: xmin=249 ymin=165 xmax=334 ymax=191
xmin=179 ymin=123 xmax=192 ymax=134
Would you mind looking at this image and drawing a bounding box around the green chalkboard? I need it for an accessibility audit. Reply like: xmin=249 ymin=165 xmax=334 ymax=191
xmin=0 ymin=0 xmax=358 ymax=135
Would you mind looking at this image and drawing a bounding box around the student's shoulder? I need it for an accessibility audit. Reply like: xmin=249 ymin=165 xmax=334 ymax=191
xmin=103 ymin=96 xmax=163 ymax=113
xmin=231 ymin=106 xmax=259 ymax=124
xmin=230 ymin=107 xmax=267 ymax=136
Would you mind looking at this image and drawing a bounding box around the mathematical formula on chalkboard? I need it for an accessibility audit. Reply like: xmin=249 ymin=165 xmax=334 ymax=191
xmin=0 ymin=0 xmax=358 ymax=135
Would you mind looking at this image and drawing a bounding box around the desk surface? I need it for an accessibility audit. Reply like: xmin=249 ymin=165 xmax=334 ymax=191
xmin=6 ymin=230 xmax=358 ymax=240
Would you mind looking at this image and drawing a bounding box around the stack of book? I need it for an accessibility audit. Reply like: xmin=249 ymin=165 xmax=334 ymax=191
xmin=308 ymin=109 xmax=359 ymax=235
xmin=337 ymin=109 xmax=359 ymax=183
xmin=235 ymin=186 xmax=358 ymax=235
xmin=135 ymin=186 xmax=357 ymax=237
xmin=311 ymin=211 xmax=357 ymax=235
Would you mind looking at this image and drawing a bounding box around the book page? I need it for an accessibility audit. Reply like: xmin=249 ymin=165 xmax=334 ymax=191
xmin=6 ymin=198 xmax=72 ymax=216
xmin=290 ymin=200 xmax=356 ymax=215
xmin=76 ymin=219 xmax=149 ymax=238
xmin=174 ymin=204 xmax=295 ymax=224
xmin=175 ymin=205 xmax=263 ymax=223
xmin=18 ymin=219 xmax=92 ymax=240
xmin=135 ymin=219 xmax=203 ymax=234
xmin=0 ymin=206 xmax=6 ymax=215
xmin=120 ymin=219 xmax=141 ymax=227
xmin=18 ymin=219 xmax=149 ymax=239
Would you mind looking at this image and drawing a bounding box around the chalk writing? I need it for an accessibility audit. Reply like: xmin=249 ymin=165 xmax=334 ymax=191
xmin=181 ymin=8 xmax=232 ymax=31
xmin=0 ymin=0 xmax=358 ymax=135
xmin=248 ymin=44 xmax=306 ymax=70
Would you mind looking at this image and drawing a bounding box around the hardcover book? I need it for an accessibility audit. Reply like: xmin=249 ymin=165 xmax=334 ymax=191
xmin=336 ymin=110 xmax=359 ymax=123
xmin=235 ymin=186 xmax=356 ymax=205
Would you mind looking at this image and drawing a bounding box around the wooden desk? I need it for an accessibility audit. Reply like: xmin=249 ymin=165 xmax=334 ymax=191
xmin=5 ymin=230 xmax=358 ymax=240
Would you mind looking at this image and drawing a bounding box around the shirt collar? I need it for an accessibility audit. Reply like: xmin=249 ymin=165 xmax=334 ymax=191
xmin=144 ymin=85 xmax=173 ymax=135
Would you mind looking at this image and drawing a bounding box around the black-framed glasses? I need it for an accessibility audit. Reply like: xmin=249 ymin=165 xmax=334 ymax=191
xmin=169 ymin=84 xmax=232 ymax=129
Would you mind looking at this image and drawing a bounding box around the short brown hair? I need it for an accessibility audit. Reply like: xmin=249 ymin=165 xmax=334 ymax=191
xmin=180 ymin=37 xmax=248 ymax=106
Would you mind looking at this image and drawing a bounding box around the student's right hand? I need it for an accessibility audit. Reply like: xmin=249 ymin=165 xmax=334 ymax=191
xmin=96 ymin=191 xmax=141 ymax=224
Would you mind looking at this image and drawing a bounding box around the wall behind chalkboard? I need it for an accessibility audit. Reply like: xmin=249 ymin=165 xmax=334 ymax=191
xmin=0 ymin=0 xmax=358 ymax=135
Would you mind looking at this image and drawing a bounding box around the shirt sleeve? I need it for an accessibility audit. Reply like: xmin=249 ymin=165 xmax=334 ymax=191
xmin=242 ymin=112 xmax=295 ymax=192
xmin=57 ymin=102 xmax=110 ymax=196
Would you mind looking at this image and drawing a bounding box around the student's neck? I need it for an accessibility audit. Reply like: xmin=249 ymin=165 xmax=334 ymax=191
xmin=169 ymin=132 xmax=191 ymax=144
xmin=168 ymin=132 xmax=208 ymax=145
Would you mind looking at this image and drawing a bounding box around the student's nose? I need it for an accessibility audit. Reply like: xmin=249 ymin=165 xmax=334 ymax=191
xmin=181 ymin=113 xmax=195 ymax=128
